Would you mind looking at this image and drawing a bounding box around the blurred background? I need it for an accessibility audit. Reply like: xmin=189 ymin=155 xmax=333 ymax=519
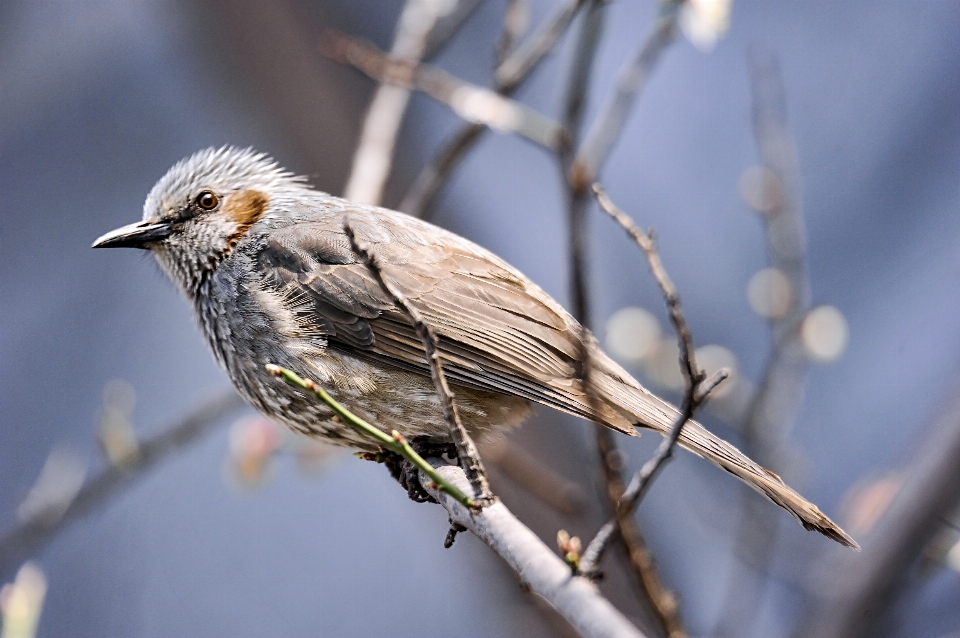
xmin=1 ymin=1 xmax=959 ymax=636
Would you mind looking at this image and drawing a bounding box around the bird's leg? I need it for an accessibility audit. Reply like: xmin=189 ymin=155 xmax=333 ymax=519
xmin=358 ymin=446 xmax=432 ymax=501
xmin=357 ymin=438 xmax=459 ymax=503
xmin=395 ymin=437 xmax=460 ymax=504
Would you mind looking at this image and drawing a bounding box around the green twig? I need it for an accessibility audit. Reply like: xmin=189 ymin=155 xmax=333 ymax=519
xmin=265 ymin=364 xmax=476 ymax=509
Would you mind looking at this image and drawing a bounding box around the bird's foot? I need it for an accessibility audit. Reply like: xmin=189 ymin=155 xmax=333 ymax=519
xmin=360 ymin=437 xmax=458 ymax=504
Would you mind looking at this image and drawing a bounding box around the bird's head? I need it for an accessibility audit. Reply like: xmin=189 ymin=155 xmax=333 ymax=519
xmin=93 ymin=147 xmax=306 ymax=293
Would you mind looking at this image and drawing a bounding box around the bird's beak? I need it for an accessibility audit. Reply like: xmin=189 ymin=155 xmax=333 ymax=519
xmin=92 ymin=219 xmax=173 ymax=249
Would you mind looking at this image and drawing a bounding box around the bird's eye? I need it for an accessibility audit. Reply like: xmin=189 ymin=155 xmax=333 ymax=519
xmin=196 ymin=191 xmax=219 ymax=210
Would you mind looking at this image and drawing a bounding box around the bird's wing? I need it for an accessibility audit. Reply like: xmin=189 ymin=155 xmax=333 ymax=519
xmin=255 ymin=205 xmax=635 ymax=431
xmin=254 ymin=203 xmax=859 ymax=549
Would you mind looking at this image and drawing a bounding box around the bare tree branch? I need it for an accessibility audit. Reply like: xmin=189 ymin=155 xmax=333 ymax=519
xmin=595 ymin=427 xmax=686 ymax=638
xmin=559 ymin=6 xmax=689 ymax=635
xmin=401 ymin=0 xmax=588 ymax=217
xmin=343 ymin=0 xmax=451 ymax=205
xmin=268 ymin=361 xmax=649 ymax=637
xmin=578 ymin=185 xmax=725 ymax=578
xmin=799 ymin=391 xmax=960 ymax=638
xmin=568 ymin=5 xmax=679 ymax=193
xmin=714 ymin=47 xmax=813 ymax=637
xmin=496 ymin=0 xmax=530 ymax=67
xmin=324 ymin=32 xmax=567 ymax=152
xmin=345 ymin=219 xmax=493 ymax=503
xmin=421 ymin=458 xmax=649 ymax=638
xmin=0 ymin=391 xmax=246 ymax=581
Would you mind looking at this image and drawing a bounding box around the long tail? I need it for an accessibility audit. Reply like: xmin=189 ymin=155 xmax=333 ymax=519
xmin=594 ymin=369 xmax=859 ymax=549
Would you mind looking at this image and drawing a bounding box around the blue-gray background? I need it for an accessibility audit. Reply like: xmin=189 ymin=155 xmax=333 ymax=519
xmin=1 ymin=1 xmax=958 ymax=636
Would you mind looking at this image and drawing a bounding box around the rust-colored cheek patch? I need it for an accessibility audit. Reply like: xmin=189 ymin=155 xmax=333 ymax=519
xmin=224 ymin=189 xmax=268 ymax=250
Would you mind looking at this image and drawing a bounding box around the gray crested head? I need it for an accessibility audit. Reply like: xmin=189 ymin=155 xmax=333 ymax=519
xmin=93 ymin=146 xmax=309 ymax=295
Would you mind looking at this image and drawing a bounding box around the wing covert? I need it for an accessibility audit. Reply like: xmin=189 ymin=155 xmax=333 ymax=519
xmin=254 ymin=209 xmax=630 ymax=429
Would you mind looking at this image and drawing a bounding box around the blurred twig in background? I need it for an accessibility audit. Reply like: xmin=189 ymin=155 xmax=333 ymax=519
xmin=0 ymin=391 xmax=245 ymax=582
xmin=401 ymin=0 xmax=588 ymax=217
xmin=568 ymin=4 xmax=679 ymax=192
xmin=558 ymin=3 xmax=688 ymax=635
xmin=323 ymin=31 xmax=566 ymax=152
xmin=714 ymin=47 xmax=818 ymax=637
xmin=799 ymin=392 xmax=960 ymax=638
xmin=645 ymin=42 xmax=851 ymax=637
xmin=480 ymin=436 xmax=586 ymax=515
xmin=343 ymin=0 xmax=451 ymax=205
xmin=496 ymin=0 xmax=530 ymax=67
xmin=0 ymin=562 xmax=47 ymax=638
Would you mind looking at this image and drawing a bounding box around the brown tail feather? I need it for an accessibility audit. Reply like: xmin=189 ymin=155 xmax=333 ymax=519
xmin=594 ymin=370 xmax=859 ymax=550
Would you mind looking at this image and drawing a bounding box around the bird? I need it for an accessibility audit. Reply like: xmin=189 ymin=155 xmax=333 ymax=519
xmin=92 ymin=146 xmax=857 ymax=548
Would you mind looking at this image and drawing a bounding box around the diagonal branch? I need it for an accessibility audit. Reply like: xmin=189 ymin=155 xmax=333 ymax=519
xmin=0 ymin=391 xmax=246 ymax=581
xmin=421 ymin=458 xmax=648 ymax=638
xmin=265 ymin=368 xmax=648 ymax=638
xmin=344 ymin=0 xmax=452 ymax=205
xmin=401 ymin=0 xmax=588 ymax=217
xmin=714 ymin=47 xmax=814 ymax=637
xmin=559 ymin=5 xmax=689 ymax=635
xmin=496 ymin=0 xmax=530 ymax=67
xmin=344 ymin=219 xmax=493 ymax=503
xmin=568 ymin=4 xmax=679 ymax=193
xmin=324 ymin=32 xmax=567 ymax=153
xmin=577 ymin=184 xmax=727 ymax=577
xmin=494 ymin=0 xmax=588 ymax=93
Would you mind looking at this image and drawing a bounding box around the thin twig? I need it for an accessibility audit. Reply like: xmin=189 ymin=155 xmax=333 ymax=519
xmin=401 ymin=0 xmax=587 ymax=217
xmin=569 ymin=4 xmax=679 ymax=193
xmin=559 ymin=6 xmax=689 ymax=635
xmin=265 ymin=365 xmax=476 ymax=509
xmin=480 ymin=436 xmax=586 ymax=515
xmin=496 ymin=0 xmax=529 ymax=67
xmin=494 ymin=0 xmax=587 ymax=92
xmin=591 ymin=186 xmax=698 ymax=374
xmin=420 ymin=458 xmax=648 ymax=638
xmin=799 ymin=391 xmax=960 ymax=638
xmin=324 ymin=32 xmax=566 ymax=152
xmin=422 ymin=0 xmax=485 ymax=62
xmin=595 ymin=427 xmax=686 ymax=638
xmin=561 ymin=0 xmax=604 ymax=326
xmin=578 ymin=184 xmax=726 ymax=577
xmin=343 ymin=0 xmax=450 ymax=205
xmin=0 ymin=391 xmax=245 ymax=581
xmin=344 ymin=221 xmax=493 ymax=503
xmin=714 ymin=48 xmax=813 ymax=637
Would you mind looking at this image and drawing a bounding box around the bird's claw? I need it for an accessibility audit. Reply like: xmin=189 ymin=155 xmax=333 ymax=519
xmin=378 ymin=437 xmax=458 ymax=504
